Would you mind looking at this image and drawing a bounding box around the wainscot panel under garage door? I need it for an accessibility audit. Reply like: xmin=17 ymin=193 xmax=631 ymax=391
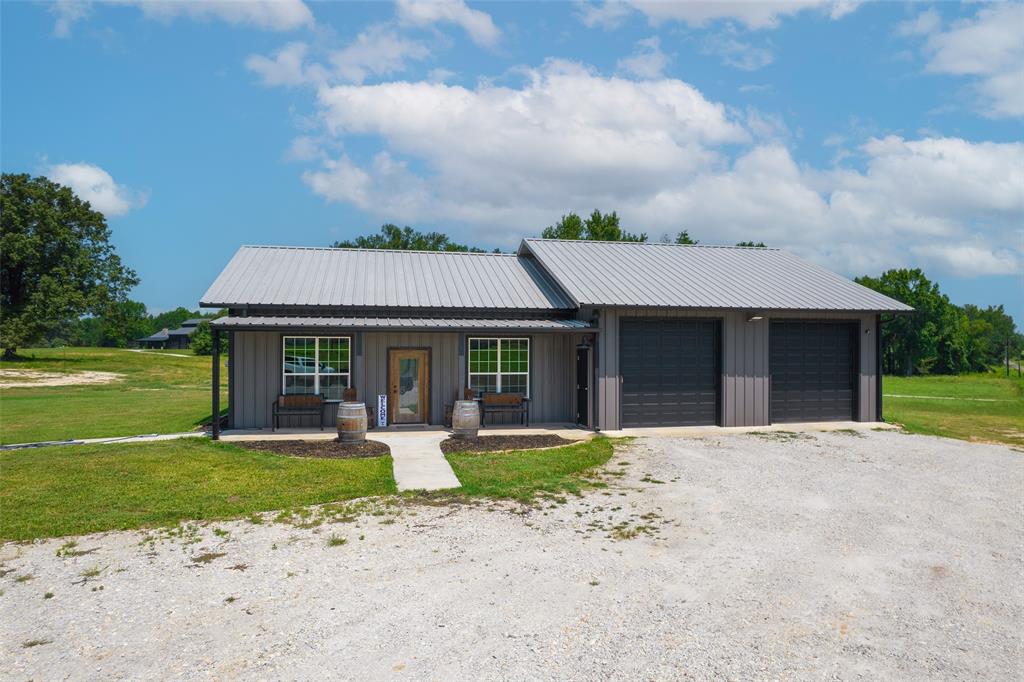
xmin=619 ymin=318 xmax=721 ymax=427
xmin=770 ymin=320 xmax=858 ymax=423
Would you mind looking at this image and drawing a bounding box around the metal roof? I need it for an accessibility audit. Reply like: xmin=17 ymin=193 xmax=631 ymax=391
xmin=519 ymin=239 xmax=912 ymax=312
xmin=200 ymin=246 xmax=574 ymax=310
xmin=137 ymin=330 xmax=169 ymax=342
xmin=210 ymin=316 xmax=592 ymax=331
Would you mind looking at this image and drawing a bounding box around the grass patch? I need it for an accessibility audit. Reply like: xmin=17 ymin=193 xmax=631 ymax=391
xmin=884 ymin=373 xmax=1023 ymax=446
xmin=0 ymin=347 xmax=227 ymax=444
xmin=326 ymin=535 xmax=348 ymax=547
xmin=443 ymin=437 xmax=620 ymax=503
xmin=0 ymin=438 xmax=397 ymax=541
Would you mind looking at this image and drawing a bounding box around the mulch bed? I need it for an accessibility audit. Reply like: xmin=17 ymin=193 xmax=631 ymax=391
xmin=233 ymin=439 xmax=390 ymax=459
xmin=439 ymin=434 xmax=576 ymax=454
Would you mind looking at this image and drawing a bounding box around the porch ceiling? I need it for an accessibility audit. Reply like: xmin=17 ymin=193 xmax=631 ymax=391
xmin=210 ymin=316 xmax=592 ymax=332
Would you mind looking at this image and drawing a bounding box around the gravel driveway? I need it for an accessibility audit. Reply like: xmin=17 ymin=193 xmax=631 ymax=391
xmin=3 ymin=430 xmax=1022 ymax=680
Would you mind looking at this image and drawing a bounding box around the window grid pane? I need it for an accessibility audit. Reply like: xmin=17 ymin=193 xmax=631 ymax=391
xmin=283 ymin=336 xmax=350 ymax=399
xmin=468 ymin=337 xmax=529 ymax=397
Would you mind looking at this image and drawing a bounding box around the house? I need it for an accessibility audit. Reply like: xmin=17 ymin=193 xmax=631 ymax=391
xmin=200 ymin=240 xmax=911 ymax=434
xmin=136 ymin=318 xmax=206 ymax=349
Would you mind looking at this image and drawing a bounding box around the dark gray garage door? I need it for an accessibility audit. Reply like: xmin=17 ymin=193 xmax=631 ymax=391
xmin=620 ymin=319 xmax=720 ymax=427
xmin=770 ymin=320 xmax=858 ymax=423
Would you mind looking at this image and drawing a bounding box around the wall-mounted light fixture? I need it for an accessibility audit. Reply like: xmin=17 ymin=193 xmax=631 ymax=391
xmin=746 ymin=312 xmax=764 ymax=322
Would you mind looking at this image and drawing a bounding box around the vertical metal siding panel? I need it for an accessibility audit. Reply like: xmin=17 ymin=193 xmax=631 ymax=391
xmin=723 ymin=313 xmax=737 ymax=427
xmin=756 ymin=316 xmax=770 ymax=425
xmin=859 ymin=314 xmax=876 ymax=421
xmin=606 ymin=308 xmax=619 ymax=430
xmin=234 ymin=332 xmax=247 ymax=427
xmin=749 ymin=315 xmax=757 ymax=421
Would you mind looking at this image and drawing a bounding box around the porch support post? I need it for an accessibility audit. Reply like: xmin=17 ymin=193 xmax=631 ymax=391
xmin=212 ymin=329 xmax=221 ymax=440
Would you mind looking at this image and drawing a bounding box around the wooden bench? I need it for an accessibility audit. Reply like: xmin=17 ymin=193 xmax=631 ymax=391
xmin=272 ymin=394 xmax=325 ymax=431
xmin=481 ymin=393 xmax=529 ymax=427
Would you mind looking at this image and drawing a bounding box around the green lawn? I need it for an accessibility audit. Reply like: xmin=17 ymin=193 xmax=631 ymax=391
xmin=0 ymin=438 xmax=396 ymax=541
xmin=0 ymin=347 xmax=226 ymax=444
xmin=444 ymin=437 xmax=618 ymax=502
xmin=883 ymin=373 xmax=1024 ymax=447
xmin=0 ymin=435 xmax=624 ymax=540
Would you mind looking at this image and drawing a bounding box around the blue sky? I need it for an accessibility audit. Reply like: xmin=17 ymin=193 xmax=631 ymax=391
xmin=2 ymin=1 xmax=1021 ymax=321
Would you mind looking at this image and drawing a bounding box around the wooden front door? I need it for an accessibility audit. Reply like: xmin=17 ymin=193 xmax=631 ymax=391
xmin=388 ymin=349 xmax=430 ymax=424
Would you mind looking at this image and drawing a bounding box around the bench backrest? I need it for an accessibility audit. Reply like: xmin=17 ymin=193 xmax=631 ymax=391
xmin=482 ymin=392 xmax=523 ymax=406
xmin=278 ymin=394 xmax=323 ymax=408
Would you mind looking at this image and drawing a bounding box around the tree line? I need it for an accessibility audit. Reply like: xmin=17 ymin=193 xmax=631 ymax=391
xmin=1 ymin=173 xmax=1017 ymax=373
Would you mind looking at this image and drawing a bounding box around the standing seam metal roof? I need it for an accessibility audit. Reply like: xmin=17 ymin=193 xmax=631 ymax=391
xmin=519 ymin=239 xmax=912 ymax=312
xmin=199 ymin=246 xmax=575 ymax=310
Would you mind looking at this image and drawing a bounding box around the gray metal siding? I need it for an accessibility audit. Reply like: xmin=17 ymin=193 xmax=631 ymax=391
xmin=229 ymin=330 xmax=574 ymax=429
xmin=596 ymin=308 xmax=878 ymax=430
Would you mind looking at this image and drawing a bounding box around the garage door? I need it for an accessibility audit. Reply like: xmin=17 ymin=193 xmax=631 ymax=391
xmin=620 ymin=319 xmax=720 ymax=427
xmin=770 ymin=320 xmax=858 ymax=423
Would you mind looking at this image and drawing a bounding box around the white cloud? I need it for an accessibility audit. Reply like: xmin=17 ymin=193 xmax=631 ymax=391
xmin=51 ymin=0 xmax=91 ymax=38
xmin=48 ymin=162 xmax=148 ymax=217
xmin=397 ymin=0 xmax=500 ymax=48
xmin=246 ymin=27 xmax=430 ymax=87
xmin=580 ymin=0 xmax=858 ymax=31
xmin=246 ymin=42 xmax=326 ymax=87
xmin=295 ymin=61 xmax=1022 ymax=279
xmin=616 ymin=37 xmax=670 ymax=79
xmin=576 ymin=0 xmax=633 ymax=29
xmin=895 ymin=7 xmax=941 ymax=37
xmin=51 ymin=0 xmax=314 ymax=37
xmin=330 ymin=25 xmax=431 ymax=84
xmin=909 ymin=3 xmax=1024 ymax=118
xmin=702 ymin=32 xmax=775 ymax=70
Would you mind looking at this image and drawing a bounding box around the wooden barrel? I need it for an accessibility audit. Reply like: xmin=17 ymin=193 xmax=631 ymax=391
xmin=452 ymin=400 xmax=480 ymax=439
xmin=337 ymin=402 xmax=367 ymax=442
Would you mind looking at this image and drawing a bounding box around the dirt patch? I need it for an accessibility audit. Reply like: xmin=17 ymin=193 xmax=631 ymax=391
xmin=0 ymin=369 xmax=123 ymax=389
xmin=439 ymin=434 xmax=576 ymax=454
xmin=233 ymin=439 xmax=390 ymax=459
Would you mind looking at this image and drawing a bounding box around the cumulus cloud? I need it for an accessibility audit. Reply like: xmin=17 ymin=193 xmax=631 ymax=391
xmin=616 ymin=37 xmax=670 ymax=79
xmin=51 ymin=0 xmax=314 ymax=37
xmin=702 ymin=31 xmax=775 ymax=70
xmin=397 ymin=0 xmax=501 ymax=48
xmin=579 ymin=0 xmax=858 ymax=31
xmin=246 ymin=42 xmax=326 ymax=87
xmin=294 ymin=60 xmax=1022 ymax=279
xmin=247 ymin=27 xmax=430 ymax=87
xmin=906 ymin=3 xmax=1024 ymax=118
xmin=330 ymin=25 xmax=431 ymax=84
xmin=48 ymin=162 xmax=148 ymax=217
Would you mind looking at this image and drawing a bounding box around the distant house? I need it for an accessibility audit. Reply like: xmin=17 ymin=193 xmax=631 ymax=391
xmin=136 ymin=318 xmax=205 ymax=350
xmin=200 ymin=240 xmax=910 ymax=432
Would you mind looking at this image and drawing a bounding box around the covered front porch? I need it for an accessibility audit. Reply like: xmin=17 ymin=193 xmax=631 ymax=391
xmin=210 ymin=315 xmax=595 ymax=438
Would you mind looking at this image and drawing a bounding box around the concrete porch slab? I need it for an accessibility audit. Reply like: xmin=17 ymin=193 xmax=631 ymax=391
xmin=218 ymin=423 xmax=594 ymax=442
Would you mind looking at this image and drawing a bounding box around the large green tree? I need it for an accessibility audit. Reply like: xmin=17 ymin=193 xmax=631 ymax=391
xmin=542 ymin=210 xmax=646 ymax=242
xmin=1 ymin=173 xmax=139 ymax=358
xmin=333 ymin=224 xmax=489 ymax=252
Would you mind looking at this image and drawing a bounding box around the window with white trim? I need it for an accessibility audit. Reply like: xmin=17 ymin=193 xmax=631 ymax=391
xmin=468 ymin=337 xmax=529 ymax=396
xmin=283 ymin=336 xmax=350 ymax=401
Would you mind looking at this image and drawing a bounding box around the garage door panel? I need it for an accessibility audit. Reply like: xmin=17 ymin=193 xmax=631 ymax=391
xmin=620 ymin=318 xmax=720 ymax=427
xmin=770 ymin=320 xmax=857 ymax=423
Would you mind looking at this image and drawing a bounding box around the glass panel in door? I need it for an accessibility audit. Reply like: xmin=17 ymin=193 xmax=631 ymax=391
xmin=398 ymin=357 xmax=420 ymax=421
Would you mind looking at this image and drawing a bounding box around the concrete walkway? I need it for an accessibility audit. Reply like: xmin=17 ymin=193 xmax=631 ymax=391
xmin=371 ymin=432 xmax=461 ymax=492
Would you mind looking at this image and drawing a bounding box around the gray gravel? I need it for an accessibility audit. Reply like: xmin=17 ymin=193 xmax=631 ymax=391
xmin=2 ymin=430 xmax=1022 ymax=680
